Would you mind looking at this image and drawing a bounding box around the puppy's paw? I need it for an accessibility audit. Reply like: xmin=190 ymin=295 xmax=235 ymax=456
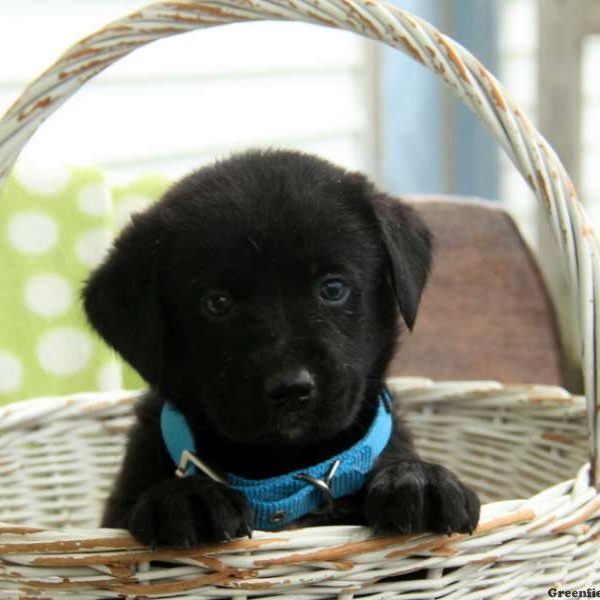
xmin=127 ymin=476 xmax=253 ymax=548
xmin=365 ymin=461 xmax=480 ymax=535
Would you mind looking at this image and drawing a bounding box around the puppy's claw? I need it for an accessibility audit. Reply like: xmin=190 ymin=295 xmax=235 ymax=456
xmin=365 ymin=461 xmax=480 ymax=537
xmin=126 ymin=476 xmax=253 ymax=548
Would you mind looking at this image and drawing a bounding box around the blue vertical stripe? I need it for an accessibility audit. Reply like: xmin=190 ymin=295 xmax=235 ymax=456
xmin=452 ymin=0 xmax=499 ymax=199
xmin=380 ymin=0 xmax=499 ymax=200
xmin=380 ymin=0 xmax=443 ymax=195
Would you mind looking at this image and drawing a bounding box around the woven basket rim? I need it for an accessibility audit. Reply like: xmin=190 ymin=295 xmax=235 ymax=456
xmin=0 ymin=379 xmax=595 ymax=596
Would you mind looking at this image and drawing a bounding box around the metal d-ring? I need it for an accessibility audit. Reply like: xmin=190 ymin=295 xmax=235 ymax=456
xmin=295 ymin=459 xmax=341 ymax=514
xmin=176 ymin=449 xmax=228 ymax=485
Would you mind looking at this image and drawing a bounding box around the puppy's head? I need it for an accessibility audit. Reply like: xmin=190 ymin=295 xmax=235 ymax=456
xmin=83 ymin=150 xmax=431 ymax=446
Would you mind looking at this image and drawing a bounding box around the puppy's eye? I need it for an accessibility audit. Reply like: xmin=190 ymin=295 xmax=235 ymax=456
xmin=201 ymin=291 xmax=233 ymax=319
xmin=318 ymin=276 xmax=350 ymax=304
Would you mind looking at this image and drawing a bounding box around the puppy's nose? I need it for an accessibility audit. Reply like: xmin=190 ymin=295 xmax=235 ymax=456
xmin=265 ymin=368 xmax=316 ymax=404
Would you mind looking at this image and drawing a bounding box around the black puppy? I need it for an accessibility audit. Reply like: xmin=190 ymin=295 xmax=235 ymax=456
xmin=84 ymin=149 xmax=479 ymax=547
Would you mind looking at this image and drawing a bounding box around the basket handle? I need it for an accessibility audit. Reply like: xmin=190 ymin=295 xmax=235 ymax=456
xmin=1 ymin=0 xmax=598 ymax=484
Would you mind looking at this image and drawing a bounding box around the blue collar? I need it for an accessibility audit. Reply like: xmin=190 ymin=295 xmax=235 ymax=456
xmin=160 ymin=389 xmax=393 ymax=530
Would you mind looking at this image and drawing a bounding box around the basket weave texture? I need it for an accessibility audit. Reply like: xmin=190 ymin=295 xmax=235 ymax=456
xmin=1 ymin=1 xmax=600 ymax=598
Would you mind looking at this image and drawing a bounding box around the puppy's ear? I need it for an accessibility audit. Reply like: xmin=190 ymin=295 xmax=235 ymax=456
xmin=372 ymin=195 xmax=433 ymax=330
xmin=82 ymin=217 xmax=164 ymax=384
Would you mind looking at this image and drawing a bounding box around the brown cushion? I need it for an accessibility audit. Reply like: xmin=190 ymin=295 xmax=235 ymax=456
xmin=390 ymin=197 xmax=566 ymax=386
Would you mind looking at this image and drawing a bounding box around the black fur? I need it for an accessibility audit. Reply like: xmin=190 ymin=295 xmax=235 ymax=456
xmin=83 ymin=149 xmax=479 ymax=547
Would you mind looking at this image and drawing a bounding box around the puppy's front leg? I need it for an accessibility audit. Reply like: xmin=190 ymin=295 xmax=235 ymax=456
xmin=102 ymin=396 xmax=252 ymax=548
xmin=365 ymin=418 xmax=480 ymax=535
xmin=126 ymin=476 xmax=253 ymax=548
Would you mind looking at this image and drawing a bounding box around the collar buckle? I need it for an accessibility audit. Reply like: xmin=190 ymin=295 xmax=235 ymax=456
xmin=294 ymin=459 xmax=341 ymax=514
xmin=175 ymin=449 xmax=228 ymax=485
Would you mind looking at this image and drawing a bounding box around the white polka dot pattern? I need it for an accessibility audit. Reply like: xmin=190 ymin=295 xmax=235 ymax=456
xmin=13 ymin=162 xmax=71 ymax=196
xmin=7 ymin=212 xmax=58 ymax=254
xmin=77 ymin=183 xmax=111 ymax=217
xmin=24 ymin=273 xmax=73 ymax=317
xmin=0 ymin=163 xmax=168 ymax=404
xmin=37 ymin=327 xmax=93 ymax=376
xmin=0 ymin=350 xmax=23 ymax=393
xmin=75 ymin=228 xmax=112 ymax=267
xmin=97 ymin=360 xmax=122 ymax=391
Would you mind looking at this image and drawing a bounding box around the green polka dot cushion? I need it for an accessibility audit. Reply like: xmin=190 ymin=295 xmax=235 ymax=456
xmin=0 ymin=164 xmax=170 ymax=404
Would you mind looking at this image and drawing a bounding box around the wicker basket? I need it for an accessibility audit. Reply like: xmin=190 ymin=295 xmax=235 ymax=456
xmin=1 ymin=1 xmax=599 ymax=598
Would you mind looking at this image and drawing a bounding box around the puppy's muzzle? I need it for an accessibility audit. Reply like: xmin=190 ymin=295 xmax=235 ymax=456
xmin=265 ymin=367 xmax=315 ymax=405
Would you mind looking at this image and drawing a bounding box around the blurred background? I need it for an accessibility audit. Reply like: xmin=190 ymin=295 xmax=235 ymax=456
xmin=0 ymin=0 xmax=598 ymax=401
xmin=2 ymin=0 xmax=599 ymax=243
